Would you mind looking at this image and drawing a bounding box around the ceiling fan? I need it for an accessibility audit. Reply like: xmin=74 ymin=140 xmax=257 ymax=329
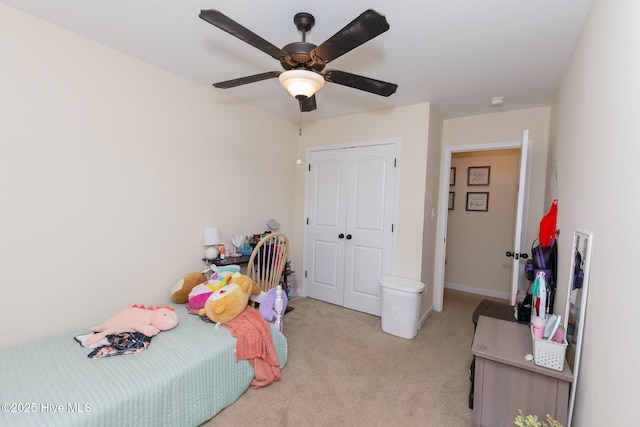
xmin=199 ymin=9 xmax=398 ymax=112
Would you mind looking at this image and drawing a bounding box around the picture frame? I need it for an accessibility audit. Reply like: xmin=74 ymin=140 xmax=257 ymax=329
xmin=466 ymin=192 xmax=489 ymax=211
xmin=564 ymin=230 xmax=593 ymax=427
xmin=450 ymin=167 xmax=456 ymax=186
xmin=448 ymin=192 xmax=455 ymax=210
xmin=467 ymin=166 xmax=491 ymax=186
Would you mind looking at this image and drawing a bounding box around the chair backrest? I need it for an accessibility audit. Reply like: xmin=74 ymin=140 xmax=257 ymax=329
xmin=247 ymin=232 xmax=290 ymax=294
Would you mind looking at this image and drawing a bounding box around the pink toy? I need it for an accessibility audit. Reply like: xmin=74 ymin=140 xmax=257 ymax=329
xmin=84 ymin=305 xmax=179 ymax=346
xmin=188 ymin=273 xmax=234 ymax=310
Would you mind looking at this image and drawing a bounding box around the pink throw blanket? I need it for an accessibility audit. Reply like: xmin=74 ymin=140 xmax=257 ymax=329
xmin=223 ymin=306 xmax=281 ymax=389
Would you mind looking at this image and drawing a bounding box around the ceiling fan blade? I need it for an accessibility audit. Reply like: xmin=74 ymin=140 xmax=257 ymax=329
xmin=299 ymin=95 xmax=317 ymax=112
xmin=324 ymin=70 xmax=397 ymax=97
xmin=312 ymin=9 xmax=390 ymax=65
xmin=213 ymin=71 xmax=281 ymax=89
xmin=200 ymin=10 xmax=288 ymax=61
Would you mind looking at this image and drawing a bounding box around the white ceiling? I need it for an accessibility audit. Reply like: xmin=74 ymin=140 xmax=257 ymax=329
xmin=2 ymin=0 xmax=593 ymax=123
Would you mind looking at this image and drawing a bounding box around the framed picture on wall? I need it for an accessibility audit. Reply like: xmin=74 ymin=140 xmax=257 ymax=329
xmin=448 ymin=192 xmax=455 ymax=210
xmin=467 ymin=166 xmax=491 ymax=186
xmin=466 ymin=192 xmax=489 ymax=211
xmin=450 ymin=167 xmax=456 ymax=186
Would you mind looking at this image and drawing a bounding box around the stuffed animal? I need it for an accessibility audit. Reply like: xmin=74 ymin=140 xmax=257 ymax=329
xmin=259 ymin=287 xmax=288 ymax=322
xmin=186 ymin=264 xmax=241 ymax=309
xmin=199 ymin=273 xmax=261 ymax=325
xmin=171 ymin=271 xmax=206 ymax=304
xmin=188 ymin=272 xmax=234 ymax=310
xmin=84 ymin=305 xmax=179 ymax=346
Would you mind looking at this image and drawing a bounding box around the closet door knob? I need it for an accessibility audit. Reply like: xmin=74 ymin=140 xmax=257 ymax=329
xmin=338 ymin=234 xmax=345 ymax=239
xmin=346 ymin=234 xmax=352 ymax=240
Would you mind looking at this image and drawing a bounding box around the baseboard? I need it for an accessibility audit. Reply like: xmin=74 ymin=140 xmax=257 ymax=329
xmin=444 ymin=282 xmax=510 ymax=301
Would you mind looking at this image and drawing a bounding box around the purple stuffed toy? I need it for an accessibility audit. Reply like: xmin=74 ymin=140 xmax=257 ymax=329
xmin=259 ymin=288 xmax=288 ymax=322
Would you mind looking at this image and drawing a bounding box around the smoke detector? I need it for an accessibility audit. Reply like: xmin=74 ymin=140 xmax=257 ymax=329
xmin=490 ymin=96 xmax=505 ymax=107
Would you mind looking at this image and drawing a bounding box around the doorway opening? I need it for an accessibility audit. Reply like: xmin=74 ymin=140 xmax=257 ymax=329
xmin=444 ymin=149 xmax=520 ymax=300
xmin=434 ymin=132 xmax=531 ymax=312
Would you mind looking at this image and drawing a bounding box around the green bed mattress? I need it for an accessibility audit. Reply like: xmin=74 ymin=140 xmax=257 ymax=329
xmin=0 ymin=303 xmax=287 ymax=427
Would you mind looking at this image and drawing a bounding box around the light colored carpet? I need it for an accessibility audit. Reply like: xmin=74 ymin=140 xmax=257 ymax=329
xmin=202 ymin=289 xmax=497 ymax=427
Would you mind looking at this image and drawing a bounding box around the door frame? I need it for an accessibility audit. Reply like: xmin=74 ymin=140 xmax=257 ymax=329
xmin=302 ymin=138 xmax=401 ymax=299
xmin=433 ymin=137 xmax=531 ymax=312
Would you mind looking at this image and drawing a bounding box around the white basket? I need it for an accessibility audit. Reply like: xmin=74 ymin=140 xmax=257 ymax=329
xmin=530 ymin=326 xmax=568 ymax=371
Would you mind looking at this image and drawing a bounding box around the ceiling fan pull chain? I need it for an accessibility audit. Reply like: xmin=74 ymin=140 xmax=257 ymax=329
xmin=298 ymin=110 xmax=302 ymax=136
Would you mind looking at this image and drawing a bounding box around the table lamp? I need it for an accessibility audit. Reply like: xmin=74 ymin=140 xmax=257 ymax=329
xmin=203 ymin=227 xmax=221 ymax=260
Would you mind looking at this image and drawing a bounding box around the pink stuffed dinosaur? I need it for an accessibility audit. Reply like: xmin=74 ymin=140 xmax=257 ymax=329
xmin=84 ymin=305 xmax=179 ymax=346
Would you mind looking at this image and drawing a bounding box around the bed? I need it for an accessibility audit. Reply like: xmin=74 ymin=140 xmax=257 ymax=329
xmin=0 ymin=298 xmax=287 ymax=427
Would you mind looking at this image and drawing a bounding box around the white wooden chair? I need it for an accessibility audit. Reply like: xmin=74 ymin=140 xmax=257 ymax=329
xmin=247 ymin=232 xmax=290 ymax=295
xmin=246 ymin=232 xmax=289 ymax=330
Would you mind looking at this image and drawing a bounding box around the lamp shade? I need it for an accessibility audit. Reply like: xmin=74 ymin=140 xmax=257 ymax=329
xmin=203 ymin=227 xmax=220 ymax=246
xmin=278 ymin=69 xmax=325 ymax=99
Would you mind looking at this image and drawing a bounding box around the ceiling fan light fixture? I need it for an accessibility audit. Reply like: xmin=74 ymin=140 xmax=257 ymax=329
xmin=279 ymin=69 xmax=325 ymax=99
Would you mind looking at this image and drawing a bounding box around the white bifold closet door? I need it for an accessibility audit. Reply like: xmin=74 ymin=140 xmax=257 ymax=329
xmin=305 ymin=143 xmax=397 ymax=316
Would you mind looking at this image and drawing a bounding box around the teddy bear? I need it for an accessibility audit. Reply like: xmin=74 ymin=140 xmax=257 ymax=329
xmin=198 ymin=273 xmax=261 ymax=326
xmin=84 ymin=305 xmax=179 ymax=346
xmin=170 ymin=271 xmax=206 ymax=304
xmin=185 ymin=264 xmax=242 ymax=308
xmin=187 ymin=272 xmax=234 ymax=309
xmin=170 ymin=265 xmax=242 ymax=304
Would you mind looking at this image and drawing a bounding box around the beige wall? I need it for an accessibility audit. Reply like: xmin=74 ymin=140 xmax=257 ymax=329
xmin=442 ymin=107 xmax=552 ymax=265
xmin=446 ymin=150 xmax=519 ymax=298
xmin=0 ymin=5 xmax=296 ymax=348
xmin=293 ymin=104 xmax=435 ymax=315
xmin=548 ymin=0 xmax=639 ymax=424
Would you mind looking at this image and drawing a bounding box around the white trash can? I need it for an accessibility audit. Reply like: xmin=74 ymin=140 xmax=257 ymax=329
xmin=379 ymin=277 xmax=425 ymax=339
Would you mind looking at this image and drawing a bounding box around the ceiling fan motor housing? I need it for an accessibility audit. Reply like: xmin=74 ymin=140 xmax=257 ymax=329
xmin=281 ymin=41 xmax=324 ymax=71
